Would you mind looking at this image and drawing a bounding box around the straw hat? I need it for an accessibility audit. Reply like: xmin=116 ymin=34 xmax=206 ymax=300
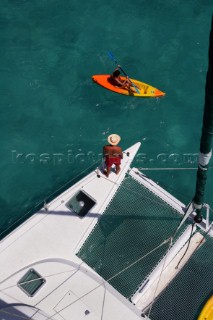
xmin=108 ymin=134 xmax=121 ymax=146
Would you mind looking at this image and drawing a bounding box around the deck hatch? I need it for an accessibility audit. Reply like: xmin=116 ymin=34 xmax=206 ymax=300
xmin=66 ymin=190 xmax=96 ymax=217
xmin=18 ymin=269 xmax=45 ymax=297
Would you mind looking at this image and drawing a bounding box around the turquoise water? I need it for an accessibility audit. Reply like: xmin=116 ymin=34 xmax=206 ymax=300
xmin=0 ymin=1 xmax=213 ymax=237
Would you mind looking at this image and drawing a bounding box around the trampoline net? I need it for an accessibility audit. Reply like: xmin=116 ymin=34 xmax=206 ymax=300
xmin=77 ymin=175 xmax=213 ymax=320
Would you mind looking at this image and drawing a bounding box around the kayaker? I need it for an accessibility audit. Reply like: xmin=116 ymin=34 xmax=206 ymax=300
xmin=103 ymin=134 xmax=123 ymax=178
xmin=111 ymin=66 xmax=132 ymax=89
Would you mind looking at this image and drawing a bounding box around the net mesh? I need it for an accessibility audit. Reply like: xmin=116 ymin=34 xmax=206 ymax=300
xmin=77 ymin=175 xmax=213 ymax=320
xmin=149 ymin=232 xmax=213 ymax=320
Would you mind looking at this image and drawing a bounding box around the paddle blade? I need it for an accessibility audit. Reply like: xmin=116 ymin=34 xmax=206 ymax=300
xmin=107 ymin=51 xmax=114 ymax=59
xmin=107 ymin=51 xmax=117 ymax=64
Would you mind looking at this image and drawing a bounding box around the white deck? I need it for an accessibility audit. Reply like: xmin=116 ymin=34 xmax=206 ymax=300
xmin=0 ymin=143 xmax=148 ymax=320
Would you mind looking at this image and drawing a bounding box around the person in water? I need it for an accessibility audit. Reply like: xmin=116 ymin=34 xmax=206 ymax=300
xmin=103 ymin=134 xmax=123 ymax=178
xmin=111 ymin=66 xmax=132 ymax=89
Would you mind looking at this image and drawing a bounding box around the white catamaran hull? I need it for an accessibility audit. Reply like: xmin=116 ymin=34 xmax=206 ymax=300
xmin=0 ymin=142 xmax=147 ymax=320
xmin=0 ymin=141 xmax=212 ymax=320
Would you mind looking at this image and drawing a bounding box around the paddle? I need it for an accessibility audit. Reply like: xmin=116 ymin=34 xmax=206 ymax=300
xmin=107 ymin=51 xmax=140 ymax=94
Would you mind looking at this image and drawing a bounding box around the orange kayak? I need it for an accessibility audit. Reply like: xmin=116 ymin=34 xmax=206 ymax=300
xmin=92 ymin=75 xmax=165 ymax=97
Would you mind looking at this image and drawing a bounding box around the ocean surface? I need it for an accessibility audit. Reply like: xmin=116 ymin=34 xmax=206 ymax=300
xmin=0 ymin=0 xmax=213 ymax=238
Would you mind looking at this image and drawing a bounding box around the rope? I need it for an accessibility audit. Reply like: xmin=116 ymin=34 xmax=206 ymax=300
xmin=147 ymin=237 xmax=173 ymax=318
xmin=0 ymin=269 xmax=74 ymax=290
xmin=138 ymin=167 xmax=198 ymax=171
xmin=175 ymin=223 xmax=195 ymax=269
xmin=0 ymin=238 xmax=170 ymax=319
xmin=0 ymin=238 xmax=170 ymax=292
xmin=137 ymin=166 xmax=213 ymax=171
xmin=147 ymin=215 xmax=195 ymax=317
xmin=130 ymin=170 xmax=186 ymax=211
xmin=134 ymin=169 xmax=213 ymax=214
xmin=50 ymin=238 xmax=171 ymax=317
xmin=108 ymin=238 xmax=171 ymax=282
xmin=147 ymin=218 xmax=212 ymax=318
